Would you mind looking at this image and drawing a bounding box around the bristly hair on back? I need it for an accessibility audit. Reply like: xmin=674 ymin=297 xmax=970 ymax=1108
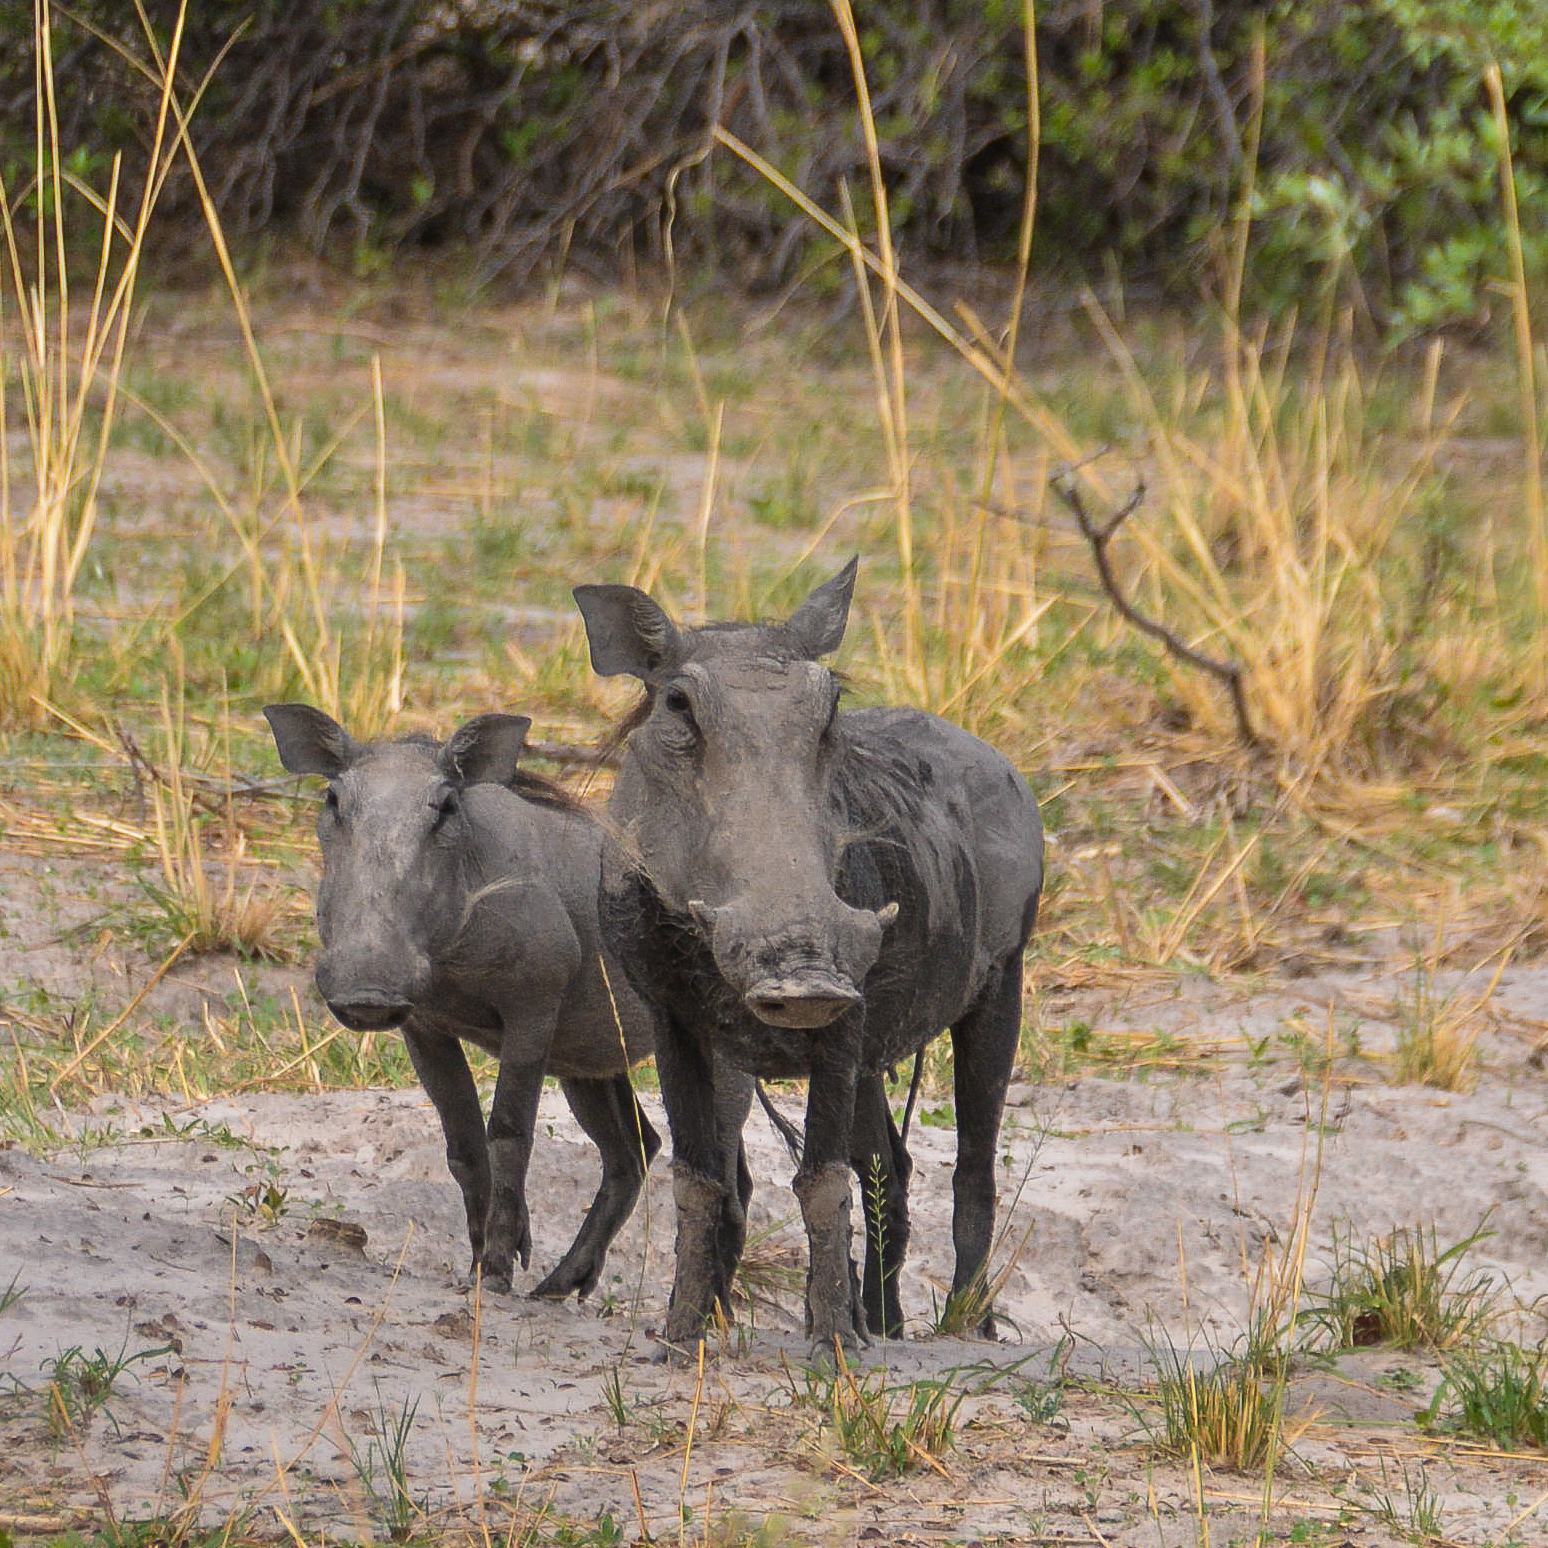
xmin=508 ymin=767 xmax=582 ymax=811
xmin=389 ymin=730 xmax=581 ymax=811
xmin=596 ymin=689 xmax=654 ymax=767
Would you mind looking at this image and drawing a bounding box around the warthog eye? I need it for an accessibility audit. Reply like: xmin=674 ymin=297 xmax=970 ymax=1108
xmin=431 ymin=787 xmax=460 ymax=826
xmin=661 ymin=684 xmax=699 ymax=737
xmin=322 ymin=786 xmax=339 ymax=818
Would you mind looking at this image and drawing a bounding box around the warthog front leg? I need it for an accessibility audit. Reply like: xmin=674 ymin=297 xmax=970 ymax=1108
xmin=481 ymin=1048 xmax=548 ymax=1292
xmin=664 ymin=1163 xmax=735 ymax=1345
xmin=404 ymin=1022 xmax=491 ymax=1276
xmin=653 ymin=1021 xmax=752 ymax=1351
xmin=794 ymin=1161 xmax=867 ymax=1356
xmin=798 ymin=1039 xmax=867 ymax=1356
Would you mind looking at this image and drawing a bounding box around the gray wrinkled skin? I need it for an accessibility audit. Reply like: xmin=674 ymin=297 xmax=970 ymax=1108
xmin=574 ymin=559 xmax=1044 ymax=1356
xmin=264 ymin=704 xmax=661 ymax=1299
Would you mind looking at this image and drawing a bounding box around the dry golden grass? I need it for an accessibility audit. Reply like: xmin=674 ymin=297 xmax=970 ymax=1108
xmin=0 ymin=2 xmax=187 ymax=727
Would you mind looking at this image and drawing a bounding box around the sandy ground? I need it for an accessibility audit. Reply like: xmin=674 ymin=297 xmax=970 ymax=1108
xmin=3 ymin=964 xmax=1548 ymax=1544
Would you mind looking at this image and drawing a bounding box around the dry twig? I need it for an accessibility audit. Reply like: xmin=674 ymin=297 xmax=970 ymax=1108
xmin=1051 ymin=471 xmax=1262 ymax=752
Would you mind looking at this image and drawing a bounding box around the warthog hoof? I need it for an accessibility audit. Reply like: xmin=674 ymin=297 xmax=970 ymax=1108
xmin=805 ymin=1324 xmax=871 ymax=1366
xmin=477 ymin=1257 xmax=515 ymax=1294
xmin=529 ymin=1255 xmax=601 ymax=1300
xmin=652 ymin=1333 xmax=710 ymax=1366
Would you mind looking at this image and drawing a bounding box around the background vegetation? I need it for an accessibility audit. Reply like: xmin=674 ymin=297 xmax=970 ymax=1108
xmin=4 ymin=1 xmax=1548 ymax=330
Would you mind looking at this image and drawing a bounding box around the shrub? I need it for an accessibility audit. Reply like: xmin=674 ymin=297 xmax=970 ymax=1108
xmin=2 ymin=1 xmax=1545 ymax=325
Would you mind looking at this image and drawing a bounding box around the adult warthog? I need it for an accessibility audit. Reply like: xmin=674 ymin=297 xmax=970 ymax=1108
xmin=265 ymin=704 xmax=664 ymax=1299
xmin=574 ymin=559 xmax=1043 ymax=1354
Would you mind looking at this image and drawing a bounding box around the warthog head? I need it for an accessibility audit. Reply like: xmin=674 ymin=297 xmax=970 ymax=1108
xmin=265 ymin=705 xmax=530 ymax=1032
xmin=575 ymin=559 xmax=895 ymax=1030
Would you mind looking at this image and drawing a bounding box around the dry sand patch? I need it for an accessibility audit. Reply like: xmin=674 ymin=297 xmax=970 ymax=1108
xmin=2 ymin=968 xmax=1546 ymax=1542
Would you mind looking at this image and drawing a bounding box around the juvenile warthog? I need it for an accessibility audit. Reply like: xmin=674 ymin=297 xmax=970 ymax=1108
xmin=574 ymin=559 xmax=1043 ymax=1354
xmin=265 ymin=703 xmax=660 ymax=1298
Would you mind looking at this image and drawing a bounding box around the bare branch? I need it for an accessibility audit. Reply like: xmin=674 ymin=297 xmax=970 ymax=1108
xmin=1051 ymin=474 xmax=1262 ymax=752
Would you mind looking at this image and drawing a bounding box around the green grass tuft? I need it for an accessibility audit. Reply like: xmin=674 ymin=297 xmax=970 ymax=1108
xmin=1421 ymin=1340 xmax=1548 ymax=1452
xmin=1302 ymin=1219 xmax=1502 ymax=1352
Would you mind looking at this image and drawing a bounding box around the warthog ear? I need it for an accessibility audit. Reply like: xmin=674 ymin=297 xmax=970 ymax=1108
xmin=572 ymin=583 xmax=683 ymax=679
xmin=440 ymin=713 xmax=532 ymax=786
xmin=781 ymin=555 xmax=858 ymax=659
xmin=264 ymin=703 xmax=363 ymax=777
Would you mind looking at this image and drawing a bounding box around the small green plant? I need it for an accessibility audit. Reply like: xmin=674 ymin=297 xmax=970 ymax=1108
xmin=1364 ymin=1458 xmax=1446 ymax=1544
xmin=933 ymin=1169 xmax=1039 ymax=1338
xmin=797 ymin=1349 xmax=963 ymax=1480
xmin=1014 ymin=1375 xmax=1064 ymax=1423
xmin=601 ymin=1362 xmax=630 ymax=1431
xmin=342 ymin=1384 xmax=424 ymax=1540
xmin=862 ymin=1153 xmax=894 ymax=1330
xmin=934 ymin=1271 xmax=997 ymax=1339
xmin=1301 ymin=1220 xmax=1501 ymax=1352
xmin=225 ymin=1148 xmax=290 ymax=1224
xmin=44 ymin=1336 xmax=172 ymax=1438
xmin=0 ymin=1273 xmax=25 ymax=1316
xmin=1142 ymin=1326 xmax=1296 ymax=1472
xmin=1420 ymin=1340 xmax=1548 ymax=1452
xmin=1011 ymin=1337 xmax=1072 ymax=1423
xmin=733 ymin=1215 xmax=805 ymax=1317
xmin=544 ymin=1511 xmax=626 ymax=1547
xmin=1376 ymin=1366 xmax=1425 ymax=1394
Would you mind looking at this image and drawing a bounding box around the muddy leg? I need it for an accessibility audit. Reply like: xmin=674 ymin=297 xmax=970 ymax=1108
xmin=798 ymin=1037 xmax=867 ymax=1357
xmin=712 ymin=1058 xmax=756 ymax=1295
xmin=656 ymin=1020 xmax=739 ymax=1346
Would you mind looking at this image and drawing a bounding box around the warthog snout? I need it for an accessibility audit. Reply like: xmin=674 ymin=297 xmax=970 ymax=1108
xmin=316 ymin=948 xmax=429 ymax=1032
xmin=743 ymin=971 xmax=863 ymax=1028
xmin=691 ymin=897 xmax=898 ymax=1029
xmin=320 ymin=987 xmax=415 ymax=1032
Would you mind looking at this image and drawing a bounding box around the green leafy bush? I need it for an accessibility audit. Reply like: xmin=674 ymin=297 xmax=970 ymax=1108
xmin=2 ymin=1 xmax=1545 ymax=325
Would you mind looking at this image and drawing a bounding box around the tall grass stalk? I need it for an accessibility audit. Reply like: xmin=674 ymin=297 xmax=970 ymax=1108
xmin=139 ymin=669 xmax=287 ymax=958
xmin=972 ymin=0 xmax=1040 ymax=522
xmin=102 ymin=14 xmax=405 ymax=731
xmin=1076 ymin=295 xmax=1475 ymax=779
xmin=0 ymin=2 xmax=405 ymax=733
xmin=831 ymin=0 xmax=921 ymax=697
xmin=1485 ymin=61 xmax=1548 ymax=661
xmin=715 ymin=129 xmax=1057 ymax=738
xmin=0 ymin=0 xmax=188 ymax=726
